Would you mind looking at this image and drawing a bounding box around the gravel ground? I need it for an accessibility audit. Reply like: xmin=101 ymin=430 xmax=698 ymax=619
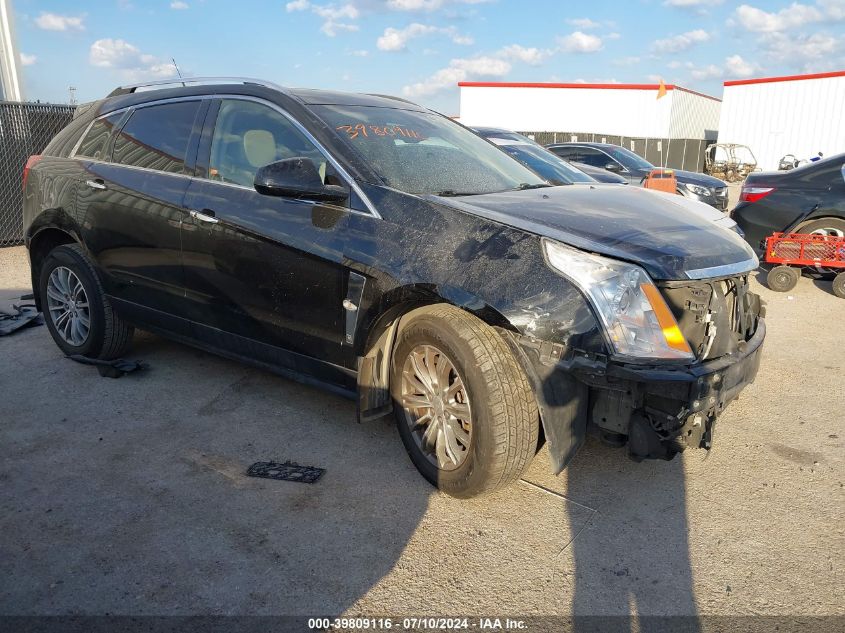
xmin=0 ymin=243 xmax=842 ymax=619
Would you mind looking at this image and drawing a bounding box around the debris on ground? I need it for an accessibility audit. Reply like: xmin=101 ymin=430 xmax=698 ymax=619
xmin=0 ymin=304 xmax=42 ymax=336
xmin=246 ymin=461 xmax=325 ymax=484
xmin=66 ymin=355 xmax=148 ymax=378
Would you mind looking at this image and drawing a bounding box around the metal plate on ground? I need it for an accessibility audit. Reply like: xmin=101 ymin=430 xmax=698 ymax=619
xmin=246 ymin=461 xmax=325 ymax=484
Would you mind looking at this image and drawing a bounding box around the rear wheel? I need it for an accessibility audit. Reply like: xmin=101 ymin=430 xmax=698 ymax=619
xmin=833 ymin=272 xmax=845 ymax=299
xmin=391 ymin=304 xmax=539 ymax=498
xmin=766 ymin=265 xmax=800 ymax=292
xmin=39 ymin=244 xmax=133 ymax=359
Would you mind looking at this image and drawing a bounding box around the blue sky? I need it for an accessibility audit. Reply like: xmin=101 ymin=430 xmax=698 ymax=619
xmin=11 ymin=0 xmax=845 ymax=113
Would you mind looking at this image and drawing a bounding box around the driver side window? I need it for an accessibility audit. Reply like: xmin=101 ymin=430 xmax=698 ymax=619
xmin=208 ymin=99 xmax=341 ymax=189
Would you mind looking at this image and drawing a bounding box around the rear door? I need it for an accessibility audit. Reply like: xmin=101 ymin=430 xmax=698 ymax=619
xmin=180 ymin=97 xmax=355 ymax=371
xmin=75 ymin=99 xmax=206 ymax=332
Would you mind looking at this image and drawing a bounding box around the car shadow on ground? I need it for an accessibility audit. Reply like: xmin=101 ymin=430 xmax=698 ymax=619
xmin=2 ymin=306 xmax=700 ymax=623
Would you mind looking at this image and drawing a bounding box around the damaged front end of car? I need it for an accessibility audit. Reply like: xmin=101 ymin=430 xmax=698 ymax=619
xmin=500 ymin=239 xmax=766 ymax=473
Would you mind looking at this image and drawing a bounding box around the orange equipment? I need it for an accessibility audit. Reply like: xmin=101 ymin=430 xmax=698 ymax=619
xmin=642 ymin=168 xmax=678 ymax=194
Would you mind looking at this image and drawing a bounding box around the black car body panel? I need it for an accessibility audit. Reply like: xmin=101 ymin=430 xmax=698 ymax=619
xmin=23 ymin=80 xmax=765 ymax=474
xmin=547 ymin=142 xmax=730 ymax=211
xmin=570 ymin=161 xmax=628 ymax=184
xmin=436 ymin=185 xmax=755 ymax=280
xmin=732 ymin=154 xmax=845 ymax=252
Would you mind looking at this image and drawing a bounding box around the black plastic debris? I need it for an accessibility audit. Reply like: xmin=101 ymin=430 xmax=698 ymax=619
xmin=246 ymin=461 xmax=325 ymax=484
xmin=0 ymin=304 xmax=43 ymax=336
xmin=67 ymin=355 xmax=148 ymax=378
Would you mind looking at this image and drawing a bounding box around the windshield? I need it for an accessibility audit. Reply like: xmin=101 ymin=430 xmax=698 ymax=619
xmin=493 ymin=140 xmax=595 ymax=185
xmin=606 ymin=146 xmax=654 ymax=171
xmin=313 ymin=105 xmax=548 ymax=195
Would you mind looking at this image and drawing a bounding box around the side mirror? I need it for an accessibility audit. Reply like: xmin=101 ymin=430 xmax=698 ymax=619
xmin=254 ymin=157 xmax=348 ymax=203
xmin=605 ymin=162 xmax=621 ymax=173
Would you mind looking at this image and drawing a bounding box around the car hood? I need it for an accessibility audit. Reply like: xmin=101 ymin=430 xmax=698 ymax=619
xmin=429 ymin=184 xmax=756 ymax=280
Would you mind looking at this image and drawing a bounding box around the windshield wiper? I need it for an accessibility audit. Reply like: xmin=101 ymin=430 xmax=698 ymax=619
xmin=513 ymin=182 xmax=553 ymax=190
xmin=433 ymin=190 xmax=482 ymax=197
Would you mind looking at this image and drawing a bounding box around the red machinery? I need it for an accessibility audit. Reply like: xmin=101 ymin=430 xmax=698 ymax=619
xmin=764 ymin=232 xmax=845 ymax=298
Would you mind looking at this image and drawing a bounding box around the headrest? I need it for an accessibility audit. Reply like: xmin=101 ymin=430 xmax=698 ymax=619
xmin=243 ymin=129 xmax=276 ymax=168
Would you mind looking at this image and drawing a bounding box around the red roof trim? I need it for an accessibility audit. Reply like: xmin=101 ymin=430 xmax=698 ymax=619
xmin=724 ymin=69 xmax=845 ymax=87
xmin=457 ymin=81 xmax=721 ymax=101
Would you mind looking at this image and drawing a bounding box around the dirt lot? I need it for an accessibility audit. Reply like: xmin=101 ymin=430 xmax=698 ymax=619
xmin=1 ymin=243 xmax=843 ymax=620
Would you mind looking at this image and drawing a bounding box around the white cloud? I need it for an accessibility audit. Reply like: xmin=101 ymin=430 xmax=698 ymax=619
xmin=691 ymin=64 xmax=722 ymax=79
xmin=376 ymin=22 xmax=473 ymax=51
xmin=19 ymin=53 xmax=37 ymax=66
xmin=89 ymin=39 xmax=177 ymax=79
xmin=170 ymin=1 xmax=189 ymax=9
xmin=724 ymin=54 xmax=759 ymax=77
xmin=350 ymin=49 xmax=369 ymax=56
xmin=651 ymin=29 xmax=710 ymax=53
xmin=286 ymin=1 xmax=360 ymax=36
xmin=566 ymin=17 xmax=600 ymax=29
xmin=558 ymin=31 xmax=603 ymax=53
xmin=402 ymin=55 xmax=510 ymax=98
xmin=614 ymin=55 xmax=641 ymax=66
xmin=34 ymin=13 xmax=85 ymax=31
xmin=758 ymin=30 xmax=842 ymax=63
xmin=387 ymin=0 xmax=492 ymax=11
xmin=732 ymin=1 xmax=844 ymax=32
xmin=498 ymin=44 xmax=550 ymax=65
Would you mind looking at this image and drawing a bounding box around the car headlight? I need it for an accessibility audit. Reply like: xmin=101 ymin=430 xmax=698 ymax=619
xmin=683 ymin=183 xmax=711 ymax=197
xmin=542 ymin=239 xmax=694 ymax=361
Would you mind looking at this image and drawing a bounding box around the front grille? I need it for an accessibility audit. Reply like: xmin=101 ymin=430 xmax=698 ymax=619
xmin=660 ymin=275 xmax=761 ymax=361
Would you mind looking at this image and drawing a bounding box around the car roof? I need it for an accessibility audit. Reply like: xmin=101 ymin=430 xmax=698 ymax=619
xmin=548 ymin=142 xmax=617 ymax=149
xmin=96 ymin=80 xmax=428 ymax=117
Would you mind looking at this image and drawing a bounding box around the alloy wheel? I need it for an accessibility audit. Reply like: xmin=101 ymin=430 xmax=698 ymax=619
xmin=46 ymin=266 xmax=90 ymax=346
xmin=400 ymin=344 xmax=472 ymax=471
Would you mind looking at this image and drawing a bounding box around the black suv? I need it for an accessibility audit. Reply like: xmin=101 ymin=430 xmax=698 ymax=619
xmin=547 ymin=142 xmax=730 ymax=211
xmin=23 ymin=78 xmax=765 ymax=498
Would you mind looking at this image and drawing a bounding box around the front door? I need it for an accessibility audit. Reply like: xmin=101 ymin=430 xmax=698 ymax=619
xmin=180 ymin=97 xmax=353 ymax=369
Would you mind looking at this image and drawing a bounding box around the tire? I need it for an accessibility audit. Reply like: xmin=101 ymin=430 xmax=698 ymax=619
xmin=391 ymin=304 xmax=539 ymax=498
xmin=766 ymin=265 xmax=800 ymax=292
xmin=796 ymin=218 xmax=845 ymax=239
xmin=38 ymin=243 xmax=133 ymax=359
xmin=833 ymin=272 xmax=845 ymax=299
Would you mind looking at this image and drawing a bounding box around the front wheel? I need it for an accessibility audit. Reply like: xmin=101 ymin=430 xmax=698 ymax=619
xmin=391 ymin=304 xmax=539 ymax=498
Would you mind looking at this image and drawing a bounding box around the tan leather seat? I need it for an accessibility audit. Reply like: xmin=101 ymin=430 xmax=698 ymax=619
xmin=243 ymin=129 xmax=277 ymax=169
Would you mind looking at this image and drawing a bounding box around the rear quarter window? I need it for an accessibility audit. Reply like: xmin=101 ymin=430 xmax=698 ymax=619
xmin=112 ymin=101 xmax=201 ymax=174
xmin=75 ymin=112 xmax=123 ymax=160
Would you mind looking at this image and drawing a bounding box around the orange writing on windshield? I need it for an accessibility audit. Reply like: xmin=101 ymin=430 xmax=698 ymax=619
xmin=337 ymin=124 xmax=424 ymax=140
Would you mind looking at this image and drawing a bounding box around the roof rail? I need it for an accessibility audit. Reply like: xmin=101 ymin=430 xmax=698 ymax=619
xmin=107 ymin=76 xmax=286 ymax=98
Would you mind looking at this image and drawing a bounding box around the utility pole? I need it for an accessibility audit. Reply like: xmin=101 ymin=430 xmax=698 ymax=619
xmin=0 ymin=0 xmax=24 ymax=101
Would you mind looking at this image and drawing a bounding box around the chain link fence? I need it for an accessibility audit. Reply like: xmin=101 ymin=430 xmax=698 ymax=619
xmin=519 ymin=131 xmax=709 ymax=174
xmin=1 ymin=101 xmax=76 ymax=247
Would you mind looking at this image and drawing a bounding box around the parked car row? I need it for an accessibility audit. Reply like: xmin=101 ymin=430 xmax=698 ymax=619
xmin=24 ymin=78 xmax=766 ymax=498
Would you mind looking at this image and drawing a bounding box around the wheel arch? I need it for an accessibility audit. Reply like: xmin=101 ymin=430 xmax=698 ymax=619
xmin=27 ymin=226 xmax=81 ymax=310
xmin=354 ymin=283 xmax=521 ymax=422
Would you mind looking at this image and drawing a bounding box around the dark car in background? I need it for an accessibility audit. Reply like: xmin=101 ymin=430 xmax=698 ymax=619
xmin=547 ymin=142 xmax=730 ymax=211
xmin=732 ymin=153 xmax=845 ymax=253
xmin=473 ymin=128 xmax=627 ymax=185
xmin=23 ymin=77 xmax=764 ymax=499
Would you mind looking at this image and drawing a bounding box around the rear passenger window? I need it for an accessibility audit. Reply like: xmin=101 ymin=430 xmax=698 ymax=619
xmin=113 ymin=101 xmax=200 ymax=174
xmin=76 ymin=112 xmax=123 ymax=160
xmin=551 ymin=147 xmax=579 ymax=161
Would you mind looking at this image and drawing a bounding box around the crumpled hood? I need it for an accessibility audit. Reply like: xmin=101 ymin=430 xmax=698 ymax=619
xmin=430 ymin=184 xmax=756 ymax=280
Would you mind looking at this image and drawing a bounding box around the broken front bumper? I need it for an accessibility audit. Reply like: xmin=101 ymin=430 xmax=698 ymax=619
xmin=507 ymin=317 xmax=766 ymax=472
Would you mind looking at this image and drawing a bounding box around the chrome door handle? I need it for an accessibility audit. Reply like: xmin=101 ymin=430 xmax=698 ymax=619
xmin=189 ymin=209 xmax=219 ymax=224
xmin=85 ymin=179 xmax=106 ymax=190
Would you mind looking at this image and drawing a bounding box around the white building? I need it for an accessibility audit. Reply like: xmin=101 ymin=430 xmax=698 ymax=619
xmin=717 ymin=70 xmax=845 ymax=171
xmin=0 ymin=0 xmax=23 ymax=101
xmin=458 ymin=81 xmax=721 ymax=141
